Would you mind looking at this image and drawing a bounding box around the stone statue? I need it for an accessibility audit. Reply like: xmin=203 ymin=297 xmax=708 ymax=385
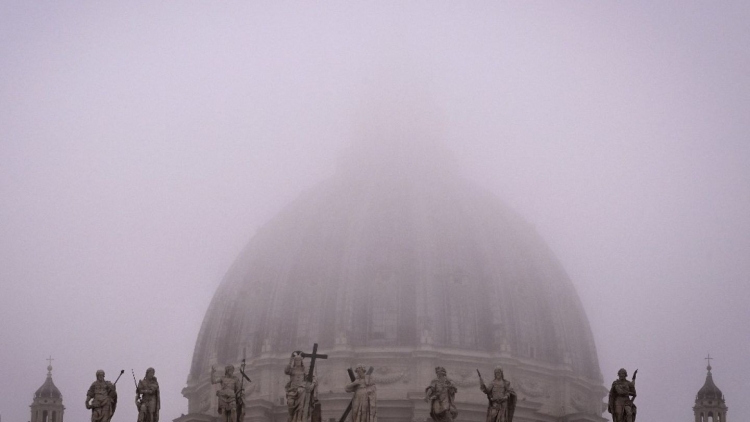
xmin=86 ymin=370 xmax=118 ymax=422
xmin=478 ymin=367 xmax=516 ymax=422
xmin=344 ymin=365 xmax=377 ymax=422
xmin=424 ymin=367 xmax=457 ymax=422
xmin=211 ymin=365 xmax=243 ymax=422
xmin=136 ymin=368 xmax=160 ymax=422
xmin=285 ymin=351 xmax=318 ymax=422
xmin=608 ymin=368 xmax=637 ymax=422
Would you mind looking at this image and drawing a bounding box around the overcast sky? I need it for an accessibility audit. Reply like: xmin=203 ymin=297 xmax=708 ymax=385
xmin=1 ymin=2 xmax=749 ymax=422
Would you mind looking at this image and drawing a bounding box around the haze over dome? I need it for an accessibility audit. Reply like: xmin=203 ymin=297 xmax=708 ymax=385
xmin=181 ymin=99 xmax=605 ymax=422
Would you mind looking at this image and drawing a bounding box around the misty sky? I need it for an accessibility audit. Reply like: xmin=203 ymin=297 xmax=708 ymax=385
xmin=1 ymin=2 xmax=749 ymax=422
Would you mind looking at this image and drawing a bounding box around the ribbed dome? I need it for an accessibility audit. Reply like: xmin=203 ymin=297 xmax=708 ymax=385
xmin=188 ymin=142 xmax=602 ymax=384
xmin=35 ymin=366 xmax=62 ymax=399
xmin=697 ymin=366 xmax=723 ymax=400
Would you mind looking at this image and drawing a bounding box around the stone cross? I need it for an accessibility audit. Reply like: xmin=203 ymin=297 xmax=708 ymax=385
xmin=46 ymin=356 xmax=54 ymax=375
xmin=301 ymin=343 xmax=328 ymax=382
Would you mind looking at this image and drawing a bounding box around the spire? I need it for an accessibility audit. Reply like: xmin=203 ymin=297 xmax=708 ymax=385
xmin=46 ymin=355 xmax=54 ymax=377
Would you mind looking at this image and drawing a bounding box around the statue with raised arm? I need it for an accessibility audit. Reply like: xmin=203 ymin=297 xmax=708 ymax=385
xmin=478 ymin=367 xmax=516 ymax=422
xmin=608 ymin=368 xmax=637 ymax=422
xmin=211 ymin=365 xmax=242 ymax=422
xmin=136 ymin=368 xmax=160 ymax=422
xmin=345 ymin=365 xmax=377 ymax=422
xmin=424 ymin=367 xmax=457 ymax=422
xmin=285 ymin=351 xmax=318 ymax=422
xmin=86 ymin=370 xmax=118 ymax=422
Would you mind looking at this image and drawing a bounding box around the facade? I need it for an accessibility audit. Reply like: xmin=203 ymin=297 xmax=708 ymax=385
xmin=693 ymin=362 xmax=727 ymax=422
xmin=177 ymin=141 xmax=606 ymax=422
xmin=30 ymin=363 xmax=64 ymax=422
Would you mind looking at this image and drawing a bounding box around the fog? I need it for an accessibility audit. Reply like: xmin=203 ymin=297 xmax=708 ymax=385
xmin=1 ymin=2 xmax=749 ymax=422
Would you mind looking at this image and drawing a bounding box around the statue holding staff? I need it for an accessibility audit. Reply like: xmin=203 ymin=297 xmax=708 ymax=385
xmin=86 ymin=370 xmax=121 ymax=422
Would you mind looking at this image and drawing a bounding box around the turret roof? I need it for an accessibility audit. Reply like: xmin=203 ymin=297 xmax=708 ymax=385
xmin=34 ymin=365 xmax=62 ymax=399
xmin=696 ymin=365 xmax=723 ymax=401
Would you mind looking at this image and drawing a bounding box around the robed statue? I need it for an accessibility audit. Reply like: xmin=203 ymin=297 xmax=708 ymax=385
xmin=135 ymin=367 xmax=160 ymax=422
xmin=478 ymin=367 xmax=516 ymax=422
xmin=608 ymin=368 xmax=637 ymax=422
xmin=424 ymin=367 xmax=457 ymax=422
xmin=86 ymin=370 xmax=118 ymax=422
xmin=285 ymin=351 xmax=319 ymax=422
xmin=344 ymin=365 xmax=377 ymax=422
xmin=211 ymin=365 xmax=244 ymax=422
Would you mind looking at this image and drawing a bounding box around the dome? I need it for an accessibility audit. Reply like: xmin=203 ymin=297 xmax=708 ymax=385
xmin=697 ymin=365 xmax=724 ymax=400
xmin=182 ymin=135 xmax=605 ymax=422
xmin=189 ymin=164 xmax=601 ymax=378
xmin=35 ymin=366 xmax=62 ymax=399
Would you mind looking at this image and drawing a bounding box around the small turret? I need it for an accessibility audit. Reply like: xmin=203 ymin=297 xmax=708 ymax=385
xmin=693 ymin=355 xmax=727 ymax=422
xmin=30 ymin=358 xmax=65 ymax=422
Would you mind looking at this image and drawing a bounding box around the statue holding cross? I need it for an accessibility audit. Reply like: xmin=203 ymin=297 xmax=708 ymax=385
xmin=285 ymin=344 xmax=328 ymax=422
xmin=343 ymin=365 xmax=376 ymax=422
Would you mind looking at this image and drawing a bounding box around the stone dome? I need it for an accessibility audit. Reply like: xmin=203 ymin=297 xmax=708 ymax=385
xmin=697 ymin=365 xmax=724 ymax=400
xmin=182 ymin=132 xmax=605 ymax=422
xmin=35 ymin=366 xmax=62 ymax=399
xmin=189 ymin=163 xmax=601 ymax=378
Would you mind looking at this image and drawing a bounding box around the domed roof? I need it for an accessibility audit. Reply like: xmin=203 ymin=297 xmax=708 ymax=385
xmin=697 ymin=365 xmax=723 ymax=400
xmin=188 ymin=141 xmax=602 ymax=384
xmin=35 ymin=365 xmax=62 ymax=399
